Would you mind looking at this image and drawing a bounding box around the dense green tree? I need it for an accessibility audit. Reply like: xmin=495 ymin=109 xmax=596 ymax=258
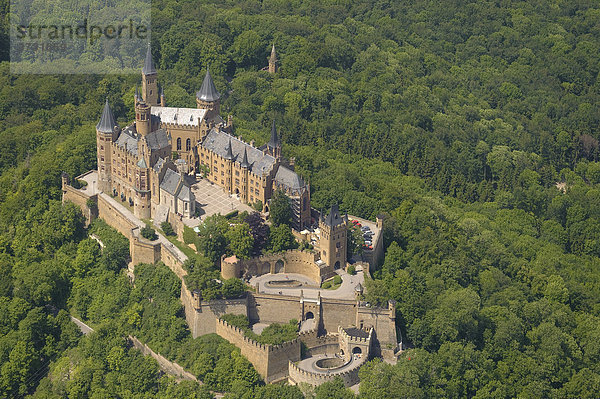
xmin=269 ymin=190 xmax=292 ymax=227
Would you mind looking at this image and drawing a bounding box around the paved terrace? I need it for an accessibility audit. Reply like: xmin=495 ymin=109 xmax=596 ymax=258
xmin=250 ymin=270 xmax=365 ymax=301
xmin=190 ymin=178 xmax=254 ymax=225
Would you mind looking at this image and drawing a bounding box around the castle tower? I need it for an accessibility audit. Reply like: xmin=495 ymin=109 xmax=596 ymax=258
xmin=96 ymin=98 xmax=119 ymax=194
xmin=196 ymin=67 xmax=221 ymax=119
xmin=268 ymin=44 xmax=278 ymax=73
xmin=134 ymin=157 xmax=151 ymax=219
xmin=141 ymin=44 xmax=160 ymax=106
xmin=223 ymin=138 xmax=234 ymax=193
xmin=240 ymin=146 xmax=250 ymax=202
xmin=266 ymin=120 xmax=281 ymax=160
xmin=135 ymin=99 xmax=151 ymax=137
xmin=319 ymin=204 xmax=348 ymax=269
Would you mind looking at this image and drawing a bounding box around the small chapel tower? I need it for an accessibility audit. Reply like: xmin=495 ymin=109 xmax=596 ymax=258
xmin=266 ymin=120 xmax=282 ymax=160
xmin=268 ymin=44 xmax=278 ymax=74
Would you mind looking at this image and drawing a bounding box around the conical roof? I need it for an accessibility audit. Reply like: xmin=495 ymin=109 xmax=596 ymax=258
xmin=142 ymin=43 xmax=156 ymax=75
xmin=96 ymin=98 xmax=117 ymax=133
xmin=270 ymin=44 xmax=277 ymax=61
xmin=196 ymin=67 xmax=220 ymax=102
xmin=240 ymin=147 xmax=250 ymax=168
xmin=268 ymin=120 xmax=280 ymax=148
xmin=224 ymin=138 xmax=234 ymax=160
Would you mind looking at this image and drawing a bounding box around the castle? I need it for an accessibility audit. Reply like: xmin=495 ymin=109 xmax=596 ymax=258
xmin=97 ymin=44 xmax=310 ymax=229
xmin=62 ymin=45 xmax=398 ymax=389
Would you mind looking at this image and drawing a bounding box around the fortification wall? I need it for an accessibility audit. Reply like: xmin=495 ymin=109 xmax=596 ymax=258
xmin=232 ymin=250 xmax=325 ymax=285
xmin=97 ymin=194 xmax=137 ymax=237
xmin=215 ymin=319 xmax=301 ymax=383
xmin=356 ymin=306 xmax=397 ymax=349
xmin=182 ymin=283 xmax=249 ymax=337
xmin=320 ymin=298 xmax=358 ymax=333
xmin=299 ymin=332 xmax=340 ymax=357
xmin=62 ymin=186 xmax=97 ymax=226
xmin=128 ymin=335 xmax=197 ymax=382
xmin=130 ymin=228 xmax=162 ymax=266
xmin=249 ymin=293 xmax=302 ymax=324
xmin=160 ymin=241 xmax=188 ymax=279
xmin=288 ymin=356 xmax=365 ymax=387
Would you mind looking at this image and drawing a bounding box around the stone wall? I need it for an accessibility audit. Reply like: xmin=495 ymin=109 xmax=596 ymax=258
xmin=223 ymin=250 xmax=332 ymax=285
xmin=128 ymin=335 xmax=198 ymax=382
xmin=249 ymin=293 xmax=303 ymax=324
xmin=288 ymin=356 xmax=365 ymax=387
xmin=215 ymin=319 xmax=301 ymax=383
xmin=182 ymin=282 xmax=249 ymax=338
xmin=97 ymin=193 xmax=138 ymax=236
xmin=299 ymin=331 xmax=339 ymax=357
xmin=356 ymin=305 xmax=397 ymax=351
xmin=320 ymin=298 xmax=359 ymax=333
xmin=62 ymin=185 xmax=97 ymax=226
xmin=130 ymin=227 xmax=162 ymax=266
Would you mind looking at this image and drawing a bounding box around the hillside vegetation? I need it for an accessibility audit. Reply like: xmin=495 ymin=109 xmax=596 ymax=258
xmin=0 ymin=0 xmax=600 ymax=397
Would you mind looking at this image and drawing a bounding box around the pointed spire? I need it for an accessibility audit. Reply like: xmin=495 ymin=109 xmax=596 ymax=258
xmin=268 ymin=120 xmax=280 ymax=149
xmin=96 ymin=98 xmax=117 ymax=133
xmin=224 ymin=138 xmax=234 ymax=160
xmin=240 ymin=147 xmax=250 ymax=169
xmin=142 ymin=43 xmax=156 ymax=75
xmin=270 ymin=43 xmax=277 ymax=62
xmin=196 ymin=66 xmax=220 ymax=102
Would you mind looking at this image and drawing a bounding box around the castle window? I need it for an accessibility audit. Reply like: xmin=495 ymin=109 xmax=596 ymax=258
xmin=100 ymin=156 xmax=104 ymax=161
xmin=235 ymin=179 xmax=240 ymax=185
xmin=214 ymin=167 xmax=218 ymax=173
xmin=186 ymin=138 xmax=191 ymax=151
xmin=177 ymin=138 xmax=181 ymax=150
xmin=235 ymin=171 xmax=239 ymax=176
xmin=221 ymin=171 xmax=224 ymax=176
xmin=100 ymin=145 xmax=104 ymax=150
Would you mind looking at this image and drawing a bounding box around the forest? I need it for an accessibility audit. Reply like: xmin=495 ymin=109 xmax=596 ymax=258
xmin=1 ymin=0 xmax=600 ymax=397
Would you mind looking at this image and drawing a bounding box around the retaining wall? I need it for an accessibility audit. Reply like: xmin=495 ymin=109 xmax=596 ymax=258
xmin=128 ymin=335 xmax=198 ymax=382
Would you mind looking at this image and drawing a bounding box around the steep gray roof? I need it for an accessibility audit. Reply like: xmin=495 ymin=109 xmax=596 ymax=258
xmin=145 ymin=128 xmax=169 ymax=150
xmin=142 ymin=44 xmax=156 ymax=75
xmin=97 ymin=98 xmax=117 ymax=133
xmin=202 ymin=129 xmax=276 ymax=176
xmin=160 ymin=168 xmax=181 ymax=196
xmin=178 ymin=184 xmax=192 ymax=201
xmin=153 ymin=157 xmax=166 ymax=173
xmin=240 ymin=147 xmax=250 ymax=169
xmin=224 ymin=138 xmax=234 ymax=160
xmin=323 ymin=204 xmax=344 ymax=227
xmin=114 ymin=129 xmax=138 ymax=157
xmin=137 ymin=158 xmax=147 ymax=168
xmin=270 ymin=44 xmax=277 ymax=62
xmin=196 ymin=67 xmax=220 ymax=102
xmin=275 ymin=166 xmax=304 ymax=191
xmin=268 ymin=120 xmax=280 ymax=149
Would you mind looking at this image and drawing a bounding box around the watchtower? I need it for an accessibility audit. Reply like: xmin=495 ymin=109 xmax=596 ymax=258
xmin=96 ymin=98 xmax=119 ymax=193
xmin=319 ymin=204 xmax=348 ymax=269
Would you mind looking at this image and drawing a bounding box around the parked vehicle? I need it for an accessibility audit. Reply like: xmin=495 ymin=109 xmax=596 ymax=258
xmin=360 ymin=226 xmax=370 ymax=232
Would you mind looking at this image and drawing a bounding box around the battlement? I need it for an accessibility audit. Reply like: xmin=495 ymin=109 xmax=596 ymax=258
xmin=338 ymin=325 xmax=372 ymax=344
xmin=216 ymin=318 xmax=300 ymax=352
xmin=288 ymin=355 xmax=366 ymax=387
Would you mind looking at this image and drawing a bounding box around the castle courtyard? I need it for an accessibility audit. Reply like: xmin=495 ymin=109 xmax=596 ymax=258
xmin=188 ymin=177 xmax=254 ymax=226
xmin=250 ymin=269 xmax=365 ymax=301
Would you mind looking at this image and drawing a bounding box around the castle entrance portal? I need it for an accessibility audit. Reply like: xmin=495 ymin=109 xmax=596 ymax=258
xmin=305 ymin=311 xmax=314 ymax=320
xmin=275 ymin=259 xmax=284 ymax=273
xmin=352 ymin=347 xmax=362 ymax=354
xmin=334 ymin=261 xmax=341 ymax=269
